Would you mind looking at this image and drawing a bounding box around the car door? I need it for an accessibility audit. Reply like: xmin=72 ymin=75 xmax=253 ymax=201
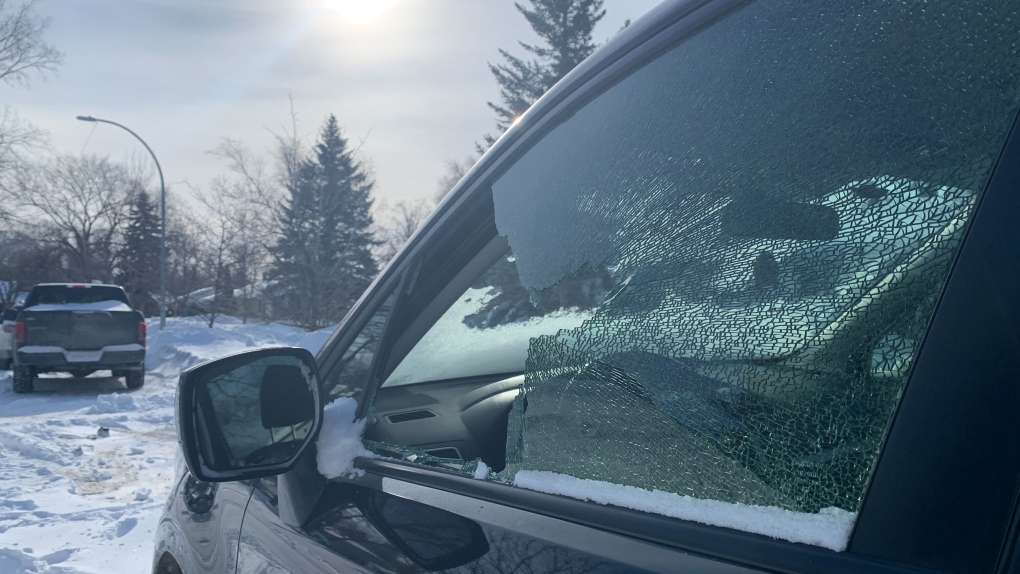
xmin=237 ymin=0 xmax=1020 ymax=571
xmin=162 ymin=472 xmax=253 ymax=574
xmin=237 ymin=272 xmax=697 ymax=573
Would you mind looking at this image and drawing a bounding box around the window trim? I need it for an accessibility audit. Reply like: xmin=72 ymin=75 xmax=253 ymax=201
xmin=351 ymin=457 xmax=937 ymax=574
xmin=316 ymin=273 xmax=404 ymax=404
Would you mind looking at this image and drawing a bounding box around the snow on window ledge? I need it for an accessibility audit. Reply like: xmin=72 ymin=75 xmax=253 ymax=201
xmin=512 ymin=470 xmax=856 ymax=552
xmin=316 ymin=398 xmax=376 ymax=479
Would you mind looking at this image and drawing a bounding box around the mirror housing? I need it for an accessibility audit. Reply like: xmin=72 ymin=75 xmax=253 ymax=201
xmin=176 ymin=347 xmax=322 ymax=482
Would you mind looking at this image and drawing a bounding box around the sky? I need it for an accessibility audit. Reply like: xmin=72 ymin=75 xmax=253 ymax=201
xmin=4 ymin=0 xmax=663 ymax=208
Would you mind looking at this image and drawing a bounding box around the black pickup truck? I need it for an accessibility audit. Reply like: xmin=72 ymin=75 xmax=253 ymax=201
xmin=12 ymin=283 xmax=146 ymax=393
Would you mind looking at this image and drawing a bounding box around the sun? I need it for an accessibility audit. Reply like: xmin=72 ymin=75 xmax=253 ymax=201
xmin=324 ymin=0 xmax=399 ymax=23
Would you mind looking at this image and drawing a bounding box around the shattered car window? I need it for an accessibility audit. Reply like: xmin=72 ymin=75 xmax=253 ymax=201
xmin=492 ymin=0 xmax=1020 ymax=541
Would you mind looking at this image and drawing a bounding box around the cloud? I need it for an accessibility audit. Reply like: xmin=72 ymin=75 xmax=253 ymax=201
xmin=5 ymin=0 xmax=661 ymax=203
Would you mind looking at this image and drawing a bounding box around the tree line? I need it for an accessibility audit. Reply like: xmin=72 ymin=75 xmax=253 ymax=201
xmin=0 ymin=0 xmax=613 ymax=330
xmin=0 ymin=109 xmax=380 ymax=330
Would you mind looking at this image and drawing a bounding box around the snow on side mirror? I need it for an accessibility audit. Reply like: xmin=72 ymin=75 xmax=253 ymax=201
xmin=176 ymin=347 xmax=322 ymax=482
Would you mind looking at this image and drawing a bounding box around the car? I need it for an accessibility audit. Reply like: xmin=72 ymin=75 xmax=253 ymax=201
xmin=11 ymin=283 xmax=147 ymax=393
xmin=154 ymin=0 xmax=1020 ymax=572
xmin=0 ymin=308 xmax=16 ymax=370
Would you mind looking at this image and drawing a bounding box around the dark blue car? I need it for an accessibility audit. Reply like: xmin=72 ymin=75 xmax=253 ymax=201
xmin=155 ymin=0 xmax=1020 ymax=571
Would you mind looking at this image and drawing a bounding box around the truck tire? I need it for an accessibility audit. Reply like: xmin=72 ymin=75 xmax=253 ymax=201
xmin=12 ymin=366 xmax=34 ymax=394
xmin=125 ymin=367 xmax=145 ymax=390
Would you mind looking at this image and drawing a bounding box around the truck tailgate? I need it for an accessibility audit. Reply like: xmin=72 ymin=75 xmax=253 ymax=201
xmin=23 ymin=310 xmax=140 ymax=351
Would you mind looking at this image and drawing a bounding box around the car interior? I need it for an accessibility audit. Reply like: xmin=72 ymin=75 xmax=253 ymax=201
xmin=361 ymin=193 xmax=529 ymax=472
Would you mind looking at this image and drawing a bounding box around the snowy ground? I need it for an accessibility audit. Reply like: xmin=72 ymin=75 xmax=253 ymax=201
xmin=0 ymin=317 xmax=334 ymax=574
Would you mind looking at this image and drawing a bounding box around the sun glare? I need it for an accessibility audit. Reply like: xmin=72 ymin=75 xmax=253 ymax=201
xmin=324 ymin=0 xmax=399 ymax=23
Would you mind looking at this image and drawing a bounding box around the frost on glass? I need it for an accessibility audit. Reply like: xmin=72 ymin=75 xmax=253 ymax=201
xmin=496 ymin=0 xmax=1020 ymax=516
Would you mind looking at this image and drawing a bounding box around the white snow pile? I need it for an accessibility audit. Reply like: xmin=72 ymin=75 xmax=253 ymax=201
xmin=472 ymin=460 xmax=490 ymax=480
xmin=513 ymin=470 xmax=856 ymax=552
xmin=0 ymin=316 xmax=335 ymax=574
xmin=316 ymin=398 xmax=375 ymax=479
xmin=145 ymin=315 xmax=334 ymax=377
xmin=25 ymin=301 xmax=133 ymax=312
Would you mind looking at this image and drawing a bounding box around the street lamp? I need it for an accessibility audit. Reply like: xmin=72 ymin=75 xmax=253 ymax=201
xmin=76 ymin=115 xmax=167 ymax=330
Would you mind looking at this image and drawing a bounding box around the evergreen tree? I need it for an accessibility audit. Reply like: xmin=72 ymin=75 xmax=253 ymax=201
xmin=484 ymin=0 xmax=606 ymax=144
xmin=116 ymin=190 xmax=161 ymax=316
xmin=271 ymin=115 xmax=377 ymax=329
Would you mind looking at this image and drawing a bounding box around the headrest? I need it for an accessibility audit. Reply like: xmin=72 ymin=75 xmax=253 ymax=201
xmin=259 ymin=364 xmax=314 ymax=429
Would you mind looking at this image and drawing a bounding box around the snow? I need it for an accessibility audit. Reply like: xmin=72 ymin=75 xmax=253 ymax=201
xmin=0 ymin=310 xmax=863 ymax=569
xmin=24 ymin=302 xmax=133 ymax=312
xmin=14 ymin=346 xmax=64 ymax=354
xmin=0 ymin=316 xmax=334 ymax=574
xmin=513 ymin=470 xmax=856 ymax=552
xmin=473 ymin=461 xmax=490 ymax=480
xmin=17 ymin=344 xmax=143 ymax=355
xmin=144 ymin=315 xmax=333 ymax=377
xmin=98 ymin=345 xmax=144 ymax=353
xmin=315 ymin=398 xmax=375 ymax=479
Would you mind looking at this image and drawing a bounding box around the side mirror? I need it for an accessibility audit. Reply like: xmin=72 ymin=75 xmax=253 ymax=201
xmin=176 ymin=347 xmax=322 ymax=482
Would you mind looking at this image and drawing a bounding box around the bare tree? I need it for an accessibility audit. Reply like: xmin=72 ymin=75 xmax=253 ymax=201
xmin=14 ymin=154 xmax=134 ymax=282
xmin=0 ymin=106 xmax=42 ymax=181
xmin=207 ymin=139 xmax=284 ymax=323
xmin=0 ymin=0 xmax=60 ymax=220
xmin=0 ymin=108 xmax=43 ymax=223
xmin=164 ymin=205 xmax=207 ymax=318
xmin=435 ymin=155 xmax=476 ymax=202
xmin=0 ymin=226 xmax=63 ymax=306
xmin=0 ymin=0 xmax=62 ymax=87
xmin=375 ymin=198 xmax=434 ymax=264
xmin=194 ymin=190 xmax=235 ymax=328
xmin=372 ymin=153 xmax=476 ymax=265
xmin=190 ymin=176 xmax=273 ymax=327
xmin=209 ymin=97 xmax=309 ymax=325
xmin=270 ymin=95 xmax=306 ymax=199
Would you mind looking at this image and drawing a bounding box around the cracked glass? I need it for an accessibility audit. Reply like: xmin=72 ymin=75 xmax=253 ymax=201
xmin=491 ymin=0 xmax=1020 ymax=520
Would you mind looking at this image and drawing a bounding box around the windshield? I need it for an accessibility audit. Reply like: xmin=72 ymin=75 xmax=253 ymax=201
xmin=383 ymin=249 xmax=604 ymax=387
xmin=25 ymin=285 xmax=130 ymax=307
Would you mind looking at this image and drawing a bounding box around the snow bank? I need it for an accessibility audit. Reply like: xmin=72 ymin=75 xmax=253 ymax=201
xmin=0 ymin=316 xmax=337 ymax=574
xmin=513 ymin=470 xmax=856 ymax=551
xmin=144 ymin=316 xmax=335 ymax=377
xmin=316 ymin=398 xmax=375 ymax=479
xmin=25 ymin=301 xmax=133 ymax=312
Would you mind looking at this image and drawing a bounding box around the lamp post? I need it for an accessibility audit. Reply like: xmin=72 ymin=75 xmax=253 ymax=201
xmin=76 ymin=115 xmax=167 ymax=330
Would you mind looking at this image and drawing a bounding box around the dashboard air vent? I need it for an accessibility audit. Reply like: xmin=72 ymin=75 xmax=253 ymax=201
xmin=387 ymin=410 xmax=437 ymax=423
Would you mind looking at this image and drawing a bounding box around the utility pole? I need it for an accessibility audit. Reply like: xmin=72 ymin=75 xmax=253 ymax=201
xmin=76 ymin=115 xmax=167 ymax=329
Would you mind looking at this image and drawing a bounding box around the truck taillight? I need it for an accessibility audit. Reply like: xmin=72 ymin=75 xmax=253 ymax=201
xmin=14 ymin=321 xmax=24 ymax=345
xmin=138 ymin=321 xmax=147 ymax=343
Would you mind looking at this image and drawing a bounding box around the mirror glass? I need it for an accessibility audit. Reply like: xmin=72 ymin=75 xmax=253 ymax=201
xmin=194 ymin=355 xmax=315 ymax=471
